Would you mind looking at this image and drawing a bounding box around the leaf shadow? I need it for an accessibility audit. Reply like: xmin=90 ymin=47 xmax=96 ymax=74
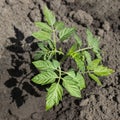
xmin=4 ymin=26 xmax=45 ymax=108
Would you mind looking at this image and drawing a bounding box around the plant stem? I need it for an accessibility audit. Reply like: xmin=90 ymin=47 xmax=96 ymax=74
xmin=75 ymin=47 xmax=93 ymax=53
xmin=58 ymin=67 xmax=62 ymax=83
xmin=53 ymin=29 xmax=57 ymax=58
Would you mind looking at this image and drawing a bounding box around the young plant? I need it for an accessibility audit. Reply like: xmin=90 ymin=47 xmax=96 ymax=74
xmin=32 ymin=6 xmax=114 ymax=111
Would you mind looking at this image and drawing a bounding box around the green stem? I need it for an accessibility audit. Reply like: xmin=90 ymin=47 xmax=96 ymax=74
xmin=58 ymin=67 xmax=62 ymax=83
xmin=75 ymin=47 xmax=93 ymax=53
xmin=53 ymin=29 xmax=57 ymax=58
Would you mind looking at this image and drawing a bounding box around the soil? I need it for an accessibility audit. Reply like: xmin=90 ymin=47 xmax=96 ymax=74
xmin=0 ymin=0 xmax=120 ymax=120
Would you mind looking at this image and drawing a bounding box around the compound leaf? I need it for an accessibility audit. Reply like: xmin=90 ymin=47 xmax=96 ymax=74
xmin=86 ymin=29 xmax=101 ymax=59
xmin=63 ymin=76 xmax=81 ymax=98
xmin=66 ymin=69 xmax=76 ymax=78
xmin=83 ymin=51 xmax=92 ymax=64
xmin=37 ymin=42 xmax=48 ymax=51
xmin=52 ymin=60 xmax=60 ymax=69
xmin=33 ymin=51 xmax=44 ymax=60
xmin=94 ymin=66 xmax=114 ymax=76
xmin=35 ymin=22 xmax=52 ymax=32
xmin=32 ymin=31 xmax=51 ymax=41
xmin=59 ymin=27 xmax=75 ymax=41
xmin=43 ymin=6 xmax=56 ymax=26
xmin=89 ymin=74 xmax=102 ymax=86
xmin=54 ymin=21 xmax=65 ymax=31
xmin=74 ymin=33 xmax=82 ymax=47
xmin=75 ymin=73 xmax=86 ymax=90
xmin=67 ymin=44 xmax=77 ymax=56
xmin=32 ymin=71 xmax=58 ymax=85
xmin=87 ymin=59 xmax=101 ymax=70
xmin=32 ymin=60 xmax=57 ymax=71
xmin=46 ymin=83 xmax=63 ymax=111
xmin=73 ymin=52 xmax=85 ymax=72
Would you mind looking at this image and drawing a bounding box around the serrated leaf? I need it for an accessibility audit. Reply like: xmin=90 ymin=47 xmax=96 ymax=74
xmin=63 ymin=76 xmax=81 ymax=98
xmin=32 ymin=31 xmax=51 ymax=41
xmin=86 ymin=29 xmax=101 ymax=59
xmin=83 ymin=51 xmax=92 ymax=64
xmin=46 ymin=83 xmax=63 ymax=111
xmin=35 ymin=22 xmax=52 ymax=32
xmin=52 ymin=60 xmax=60 ymax=69
xmin=33 ymin=51 xmax=44 ymax=60
xmin=94 ymin=66 xmax=114 ymax=76
xmin=37 ymin=42 xmax=48 ymax=51
xmin=87 ymin=59 xmax=101 ymax=70
xmin=89 ymin=74 xmax=102 ymax=86
xmin=66 ymin=69 xmax=76 ymax=78
xmin=43 ymin=6 xmax=56 ymax=26
xmin=47 ymin=40 xmax=54 ymax=50
xmin=32 ymin=71 xmax=58 ymax=85
xmin=54 ymin=21 xmax=65 ymax=31
xmin=67 ymin=44 xmax=77 ymax=56
xmin=32 ymin=60 xmax=56 ymax=71
xmin=59 ymin=28 xmax=75 ymax=41
xmin=73 ymin=52 xmax=85 ymax=72
xmin=75 ymin=73 xmax=86 ymax=90
xmin=74 ymin=33 xmax=82 ymax=47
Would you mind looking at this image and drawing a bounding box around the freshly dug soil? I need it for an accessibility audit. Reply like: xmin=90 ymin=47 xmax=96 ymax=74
xmin=0 ymin=0 xmax=120 ymax=120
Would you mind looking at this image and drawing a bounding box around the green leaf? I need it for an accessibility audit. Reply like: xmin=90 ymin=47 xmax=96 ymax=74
xmin=43 ymin=6 xmax=56 ymax=26
xmin=32 ymin=31 xmax=51 ymax=41
xmin=32 ymin=71 xmax=58 ymax=85
xmin=66 ymin=69 xmax=76 ymax=78
xmin=93 ymin=66 xmax=114 ymax=76
xmin=63 ymin=76 xmax=81 ymax=98
xmin=65 ymin=71 xmax=85 ymax=90
xmin=86 ymin=29 xmax=101 ymax=59
xmin=33 ymin=51 xmax=44 ymax=60
xmin=54 ymin=21 xmax=65 ymax=31
xmin=74 ymin=33 xmax=82 ymax=47
xmin=35 ymin=22 xmax=52 ymax=32
xmin=75 ymin=73 xmax=86 ymax=90
xmin=67 ymin=44 xmax=77 ymax=56
xmin=83 ymin=51 xmax=92 ymax=64
xmin=37 ymin=42 xmax=48 ymax=51
xmin=87 ymin=59 xmax=101 ymax=70
xmin=52 ymin=60 xmax=60 ymax=69
xmin=46 ymin=83 xmax=63 ymax=111
xmin=59 ymin=28 xmax=75 ymax=41
xmin=73 ymin=52 xmax=85 ymax=72
xmin=89 ymin=74 xmax=102 ymax=86
xmin=32 ymin=60 xmax=56 ymax=71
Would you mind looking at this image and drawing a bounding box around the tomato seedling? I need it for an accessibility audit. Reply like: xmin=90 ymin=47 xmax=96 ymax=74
xmin=32 ymin=6 xmax=114 ymax=111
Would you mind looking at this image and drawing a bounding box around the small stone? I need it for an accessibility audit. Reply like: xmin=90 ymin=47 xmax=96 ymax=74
xmin=102 ymin=21 xmax=110 ymax=31
xmin=117 ymin=95 xmax=120 ymax=103
xmin=66 ymin=0 xmax=75 ymax=3
xmin=97 ymin=29 xmax=104 ymax=37
xmin=51 ymin=0 xmax=61 ymax=10
xmin=80 ymin=99 xmax=89 ymax=106
xmin=5 ymin=0 xmax=17 ymax=5
xmin=28 ymin=8 xmax=41 ymax=22
xmin=73 ymin=10 xmax=93 ymax=26
xmin=31 ymin=112 xmax=40 ymax=120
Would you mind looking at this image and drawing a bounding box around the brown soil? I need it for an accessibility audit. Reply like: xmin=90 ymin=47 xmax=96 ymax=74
xmin=0 ymin=0 xmax=120 ymax=120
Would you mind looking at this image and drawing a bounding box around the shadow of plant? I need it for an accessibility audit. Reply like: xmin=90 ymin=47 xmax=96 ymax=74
xmin=4 ymin=26 xmax=43 ymax=108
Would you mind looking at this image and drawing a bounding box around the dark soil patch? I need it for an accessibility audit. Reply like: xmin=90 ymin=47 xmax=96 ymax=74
xmin=0 ymin=0 xmax=120 ymax=120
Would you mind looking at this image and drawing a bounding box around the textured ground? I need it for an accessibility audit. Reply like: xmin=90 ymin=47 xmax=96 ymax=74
xmin=0 ymin=0 xmax=120 ymax=120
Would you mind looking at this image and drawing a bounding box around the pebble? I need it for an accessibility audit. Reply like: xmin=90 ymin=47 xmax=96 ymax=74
xmin=102 ymin=21 xmax=110 ymax=31
xmin=97 ymin=29 xmax=104 ymax=37
xmin=72 ymin=10 xmax=93 ymax=26
xmin=80 ymin=98 xmax=89 ymax=106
